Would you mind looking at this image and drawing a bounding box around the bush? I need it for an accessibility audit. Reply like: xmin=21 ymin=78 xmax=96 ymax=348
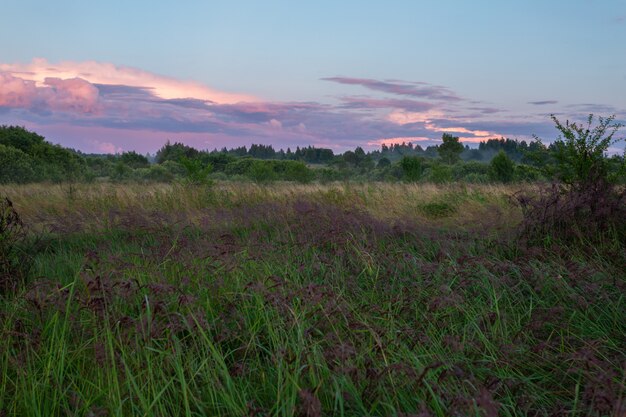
xmin=282 ymin=161 xmax=314 ymax=183
xmin=452 ymin=161 xmax=489 ymax=181
xmin=548 ymin=114 xmax=624 ymax=187
xmin=180 ymin=157 xmax=213 ymax=185
xmin=136 ymin=165 xmax=174 ymax=182
xmin=0 ymin=198 xmax=28 ymax=294
xmin=400 ymin=156 xmax=426 ymax=182
xmin=424 ymin=163 xmax=453 ymax=184
xmin=514 ymin=164 xmax=543 ymax=182
xmin=161 ymin=160 xmax=187 ymax=177
xmin=489 ymin=150 xmax=515 ymax=183
xmin=516 ymin=114 xmax=626 ymax=246
xmin=377 ymin=157 xmax=391 ymax=168
xmin=247 ymin=160 xmax=277 ymax=182
xmin=0 ymin=144 xmax=36 ymax=183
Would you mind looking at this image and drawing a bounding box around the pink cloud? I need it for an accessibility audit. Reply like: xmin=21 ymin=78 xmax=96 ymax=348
xmin=0 ymin=72 xmax=39 ymax=107
xmin=43 ymin=77 xmax=99 ymax=113
xmin=0 ymin=72 xmax=99 ymax=113
xmin=87 ymin=139 xmax=122 ymax=154
xmin=0 ymin=58 xmax=255 ymax=104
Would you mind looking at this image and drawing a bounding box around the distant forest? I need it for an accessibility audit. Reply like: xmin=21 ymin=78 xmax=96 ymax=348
xmin=1 ymin=125 xmax=624 ymax=184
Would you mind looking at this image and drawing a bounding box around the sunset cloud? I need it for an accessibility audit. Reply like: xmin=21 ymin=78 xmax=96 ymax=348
xmin=322 ymin=77 xmax=461 ymax=101
xmin=528 ymin=100 xmax=558 ymax=106
xmin=0 ymin=58 xmax=255 ymax=104
xmin=1 ymin=58 xmax=622 ymax=153
xmin=0 ymin=72 xmax=99 ymax=113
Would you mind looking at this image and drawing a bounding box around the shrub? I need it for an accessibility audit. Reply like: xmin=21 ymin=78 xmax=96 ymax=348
xmin=400 ymin=156 xmax=426 ymax=182
xmin=452 ymin=161 xmax=489 ymax=181
xmin=0 ymin=144 xmax=36 ymax=183
xmin=161 ymin=160 xmax=186 ymax=177
xmin=438 ymin=133 xmax=464 ymax=164
xmin=180 ymin=157 xmax=213 ymax=185
xmin=516 ymin=114 xmax=625 ymax=246
xmin=0 ymin=198 xmax=28 ymax=294
xmin=377 ymin=157 xmax=391 ymax=168
xmin=548 ymin=114 xmax=624 ymax=187
xmin=425 ymin=163 xmax=453 ymax=184
xmin=137 ymin=165 xmax=174 ymax=182
xmin=247 ymin=160 xmax=277 ymax=182
xmin=282 ymin=161 xmax=315 ymax=183
xmin=489 ymin=150 xmax=515 ymax=183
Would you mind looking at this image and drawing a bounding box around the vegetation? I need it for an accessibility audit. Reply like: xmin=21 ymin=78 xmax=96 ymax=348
xmin=1 ymin=115 xmax=623 ymax=186
xmin=0 ymin=115 xmax=624 ymax=415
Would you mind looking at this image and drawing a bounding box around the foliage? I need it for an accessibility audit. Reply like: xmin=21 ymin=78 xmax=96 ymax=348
xmin=247 ymin=160 xmax=278 ymax=182
xmin=377 ymin=157 xmax=391 ymax=168
xmin=399 ymin=156 xmax=425 ymax=182
xmin=546 ymin=114 xmax=624 ymax=187
xmin=489 ymin=150 xmax=515 ymax=183
xmin=0 ymin=183 xmax=623 ymax=415
xmin=425 ymin=162 xmax=453 ymax=183
xmin=438 ymin=133 xmax=464 ymax=164
xmin=0 ymin=198 xmax=28 ymax=293
xmin=179 ymin=156 xmax=213 ymax=185
xmin=516 ymin=114 xmax=626 ymax=245
xmin=155 ymin=141 xmax=199 ymax=164
xmin=0 ymin=145 xmax=36 ymax=183
xmin=120 ymin=151 xmax=150 ymax=169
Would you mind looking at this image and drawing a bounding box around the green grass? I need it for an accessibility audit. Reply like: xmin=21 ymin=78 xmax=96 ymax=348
xmin=0 ymin=182 xmax=624 ymax=416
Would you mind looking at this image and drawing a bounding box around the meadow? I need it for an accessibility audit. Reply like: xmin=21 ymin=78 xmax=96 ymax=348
xmin=0 ymin=182 xmax=624 ymax=416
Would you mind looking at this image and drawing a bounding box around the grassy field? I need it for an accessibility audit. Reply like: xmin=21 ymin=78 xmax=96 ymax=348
xmin=0 ymin=182 xmax=624 ymax=416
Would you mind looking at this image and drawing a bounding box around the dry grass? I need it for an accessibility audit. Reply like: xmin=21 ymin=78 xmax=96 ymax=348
xmin=0 ymin=181 xmax=522 ymax=235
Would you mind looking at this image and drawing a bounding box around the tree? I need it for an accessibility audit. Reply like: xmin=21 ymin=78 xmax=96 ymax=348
xmin=120 ymin=151 xmax=150 ymax=169
xmin=489 ymin=150 xmax=515 ymax=183
xmin=179 ymin=157 xmax=213 ymax=185
xmin=377 ymin=157 xmax=391 ymax=168
xmin=545 ymin=114 xmax=624 ymax=187
xmin=438 ymin=133 xmax=464 ymax=164
xmin=400 ymin=156 xmax=425 ymax=182
xmin=0 ymin=145 xmax=36 ymax=183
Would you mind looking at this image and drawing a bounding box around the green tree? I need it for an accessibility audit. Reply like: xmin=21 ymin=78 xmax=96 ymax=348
xmin=438 ymin=133 xmax=464 ymax=164
xmin=489 ymin=150 xmax=516 ymax=183
xmin=0 ymin=145 xmax=36 ymax=183
xmin=546 ymin=114 xmax=624 ymax=187
xmin=120 ymin=151 xmax=150 ymax=169
xmin=179 ymin=157 xmax=213 ymax=185
xmin=400 ymin=156 xmax=425 ymax=182
xmin=377 ymin=157 xmax=391 ymax=168
xmin=247 ymin=160 xmax=277 ymax=182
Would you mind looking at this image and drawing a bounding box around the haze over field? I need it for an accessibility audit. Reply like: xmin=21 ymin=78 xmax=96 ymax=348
xmin=1 ymin=0 xmax=625 ymax=154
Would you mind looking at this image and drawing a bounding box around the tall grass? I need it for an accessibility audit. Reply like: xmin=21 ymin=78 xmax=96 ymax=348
xmin=0 ymin=182 xmax=623 ymax=416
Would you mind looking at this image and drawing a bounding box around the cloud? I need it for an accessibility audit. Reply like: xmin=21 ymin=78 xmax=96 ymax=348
xmin=529 ymin=100 xmax=558 ymax=105
xmin=0 ymin=58 xmax=254 ymax=104
xmin=0 ymin=72 xmax=99 ymax=113
xmin=322 ymin=77 xmax=461 ymax=101
xmin=338 ymin=96 xmax=435 ymax=112
xmin=3 ymin=58 xmax=620 ymax=153
xmin=87 ymin=139 xmax=122 ymax=154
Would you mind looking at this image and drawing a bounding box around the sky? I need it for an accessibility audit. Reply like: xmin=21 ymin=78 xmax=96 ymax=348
xmin=1 ymin=0 xmax=625 ymax=154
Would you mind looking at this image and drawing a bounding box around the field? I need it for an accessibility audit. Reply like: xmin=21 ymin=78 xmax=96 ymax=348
xmin=0 ymin=182 xmax=624 ymax=416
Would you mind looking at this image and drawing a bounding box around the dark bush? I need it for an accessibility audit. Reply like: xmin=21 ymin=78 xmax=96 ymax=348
xmin=515 ymin=180 xmax=626 ymax=245
xmin=516 ymin=114 xmax=626 ymax=246
xmin=489 ymin=150 xmax=515 ymax=183
xmin=0 ymin=198 xmax=29 ymax=294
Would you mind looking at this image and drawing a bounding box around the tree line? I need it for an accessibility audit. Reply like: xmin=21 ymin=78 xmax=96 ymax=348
xmin=1 ymin=115 xmax=623 ymax=185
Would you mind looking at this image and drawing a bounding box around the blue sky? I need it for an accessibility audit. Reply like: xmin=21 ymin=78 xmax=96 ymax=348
xmin=1 ymin=0 xmax=625 ymax=153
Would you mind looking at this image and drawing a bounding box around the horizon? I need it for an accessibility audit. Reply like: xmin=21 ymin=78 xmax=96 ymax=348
xmin=1 ymin=1 xmax=625 ymax=154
